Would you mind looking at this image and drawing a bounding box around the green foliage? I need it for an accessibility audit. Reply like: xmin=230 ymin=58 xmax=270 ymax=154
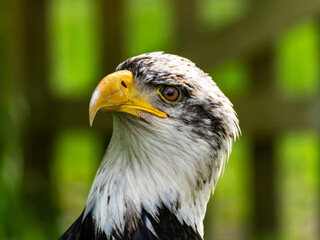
xmin=2 ymin=1 xmax=320 ymax=240
xmin=124 ymin=0 xmax=173 ymax=57
xmin=211 ymin=60 xmax=250 ymax=97
xmin=204 ymin=137 xmax=252 ymax=239
xmin=0 ymin=79 xmax=26 ymax=240
xmin=199 ymin=0 xmax=248 ymax=30
xmin=51 ymin=130 xmax=102 ymax=233
xmin=49 ymin=0 xmax=100 ymax=99
xmin=276 ymin=21 xmax=319 ymax=97
xmin=277 ymin=132 xmax=319 ymax=240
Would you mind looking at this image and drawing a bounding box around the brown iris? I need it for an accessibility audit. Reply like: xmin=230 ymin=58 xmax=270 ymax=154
xmin=158 ymin=85 xmax=180 ymax=102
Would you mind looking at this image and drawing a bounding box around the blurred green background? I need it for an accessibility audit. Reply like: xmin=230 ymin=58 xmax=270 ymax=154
xmin=1 ymin=0 xmax=319 ymax=239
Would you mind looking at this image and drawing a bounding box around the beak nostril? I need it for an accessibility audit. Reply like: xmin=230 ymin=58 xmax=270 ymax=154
xmin=121 ymin=81 xmax=127 ymax=88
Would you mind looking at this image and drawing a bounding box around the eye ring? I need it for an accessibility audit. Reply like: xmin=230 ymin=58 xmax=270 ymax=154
xmin=158 ymin=85 xmax=181 ymax=103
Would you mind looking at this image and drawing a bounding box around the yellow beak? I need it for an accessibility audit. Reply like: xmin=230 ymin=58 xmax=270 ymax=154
xmin=89 ymin=70 xmax=167 ymax=126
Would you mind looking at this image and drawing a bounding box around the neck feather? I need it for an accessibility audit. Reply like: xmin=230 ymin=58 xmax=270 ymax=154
xmin=85 ymin=114 xmax=227 ymax=238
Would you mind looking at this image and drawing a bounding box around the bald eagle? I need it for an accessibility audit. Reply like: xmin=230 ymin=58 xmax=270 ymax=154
xmin=59 ymin=52 xmax=239 ymax=240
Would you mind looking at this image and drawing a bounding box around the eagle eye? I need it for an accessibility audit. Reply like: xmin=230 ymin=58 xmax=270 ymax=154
xmin=158 ymin=85 xmax=181 ymax=103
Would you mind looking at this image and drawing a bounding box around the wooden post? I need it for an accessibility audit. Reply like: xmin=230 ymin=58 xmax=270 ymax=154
xmin=317 ymin=19 xmax=320 ymax=240
xmin=249 ymin=48 xmax=278 ymax=238
xmin=172 ymin=0 xmax=200 ymax=53
xmin=19 ymin=0 xmax=57 ymax=236
xmin=97 ymin=0 xmax=125 ymax=74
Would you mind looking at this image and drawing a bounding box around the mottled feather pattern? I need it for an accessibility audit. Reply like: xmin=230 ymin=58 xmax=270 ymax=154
xmin=60 ymin=52 xmax=239 ymax=240
xmin=60 ymin=206 xmax=202 ymax=240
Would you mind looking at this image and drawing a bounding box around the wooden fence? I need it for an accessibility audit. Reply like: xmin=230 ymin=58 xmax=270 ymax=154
xmin=2 ymin=0 xmax=320 ymax=239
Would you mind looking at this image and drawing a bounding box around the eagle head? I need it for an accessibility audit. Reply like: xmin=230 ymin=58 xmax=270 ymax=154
xmin=61 ymin=52 xmax=239 ymax=240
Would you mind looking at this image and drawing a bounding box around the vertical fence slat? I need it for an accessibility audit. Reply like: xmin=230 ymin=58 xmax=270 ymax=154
xmin=172 ymin=0 xmax=200 ymax=53
xmin=20 ymin=0 xmax=57 ymax=237
xmin=250 ymin=48 xmax=277 ymax=238
xmin=98 ymin=0 xmax=125 ymax=74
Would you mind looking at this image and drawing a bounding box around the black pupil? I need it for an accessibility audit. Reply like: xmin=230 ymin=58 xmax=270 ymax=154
xmin=166 ymin=88 xmax=174 ymax=96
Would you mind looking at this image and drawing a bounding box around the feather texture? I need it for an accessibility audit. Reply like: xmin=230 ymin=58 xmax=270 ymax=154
xmin=59 ymin=52 xmax=239 ymax=240
xmin=60 ymin=206 xmax=202 ymax=240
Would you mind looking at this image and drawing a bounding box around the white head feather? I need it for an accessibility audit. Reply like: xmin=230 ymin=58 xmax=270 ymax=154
xmin=85 ymin=52 xmax=240 ymax=238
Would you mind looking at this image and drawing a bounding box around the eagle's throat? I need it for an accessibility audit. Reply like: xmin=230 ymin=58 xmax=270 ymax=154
xmin=84 ymin=113 xmax=227 ymax=239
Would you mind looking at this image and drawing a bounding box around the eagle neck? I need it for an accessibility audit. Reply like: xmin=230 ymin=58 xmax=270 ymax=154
xmin=85 ymin=114 xmax=223 ymax=238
